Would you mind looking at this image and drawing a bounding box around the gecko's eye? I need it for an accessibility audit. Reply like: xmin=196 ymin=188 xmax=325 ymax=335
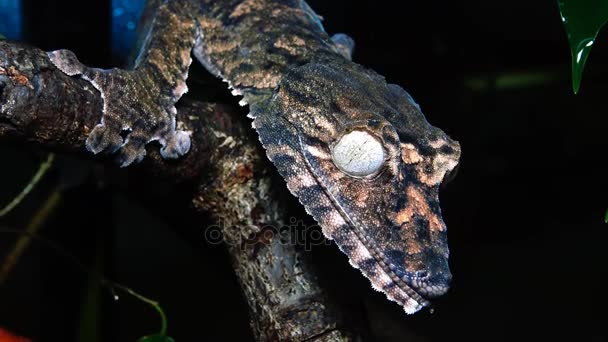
xmin=331 ymin=130 xmax=385 ymax=177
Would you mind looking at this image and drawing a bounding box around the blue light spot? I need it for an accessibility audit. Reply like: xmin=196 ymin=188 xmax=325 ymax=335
xmin=112 ymin=0 xmax=145 ymax=58
xmin=0 ymin=0 xmax=22 ymax=40
xmin=113 ymin=7 xmax=125 ymax=17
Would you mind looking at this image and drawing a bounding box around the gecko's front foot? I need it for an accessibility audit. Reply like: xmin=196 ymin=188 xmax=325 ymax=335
xmin=48 ymin=49 xmax=191 ymax=167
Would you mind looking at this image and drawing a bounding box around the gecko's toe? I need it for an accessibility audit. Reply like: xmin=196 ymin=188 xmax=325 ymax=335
xmin=331 ymin=33 xmax=355 ymax=61
xmin=116 ymin=140 xmax=147 ymax=167
xmin=160 ymin=129 xmax=191 ymax=159
xmin=86 ymin=123 xmax=124 ymax=154
xmin=114 ymin=120 xmax=152 ymax=166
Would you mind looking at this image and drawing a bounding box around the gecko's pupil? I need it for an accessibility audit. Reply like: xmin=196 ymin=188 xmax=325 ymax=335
xmin=331 ymin=130 xmax=385 ymax=177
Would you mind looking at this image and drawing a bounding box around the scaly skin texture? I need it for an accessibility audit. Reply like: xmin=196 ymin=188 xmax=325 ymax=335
xmin=48 ymin=0 xmax=460 ymax=314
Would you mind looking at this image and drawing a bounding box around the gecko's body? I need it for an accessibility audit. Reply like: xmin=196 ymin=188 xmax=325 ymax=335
xmin=49 ymin=0 xmax=460 ymax=314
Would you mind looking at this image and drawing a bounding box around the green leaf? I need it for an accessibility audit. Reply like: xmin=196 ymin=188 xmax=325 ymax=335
xmin=558 ymin=0 xmax=608 ymax=94
xmin=137 ymin=333 xmax=175 ymax=342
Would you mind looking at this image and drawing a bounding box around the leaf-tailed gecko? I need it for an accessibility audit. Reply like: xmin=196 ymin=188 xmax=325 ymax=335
xmin=48 ymin=0 xmax=460 ymax=314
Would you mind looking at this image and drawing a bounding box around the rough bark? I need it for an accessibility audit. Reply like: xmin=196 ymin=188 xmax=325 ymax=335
xmin=0 ymin=40 xmax=353 ymax=341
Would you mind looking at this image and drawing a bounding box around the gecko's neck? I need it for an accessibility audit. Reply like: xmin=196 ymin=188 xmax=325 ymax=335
xmin=193 ymin=0 xmax=342 ymax=102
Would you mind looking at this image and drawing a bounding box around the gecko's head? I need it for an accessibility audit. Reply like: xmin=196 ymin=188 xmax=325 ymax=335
xmin=253 ymin=56 xmax=460 ymax=314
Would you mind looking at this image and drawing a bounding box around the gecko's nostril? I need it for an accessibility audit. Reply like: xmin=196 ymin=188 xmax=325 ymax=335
xmin=414 ymin=270 xmax=429 ymax=279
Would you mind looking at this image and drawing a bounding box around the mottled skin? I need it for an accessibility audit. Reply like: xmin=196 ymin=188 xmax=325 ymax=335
xmin=48 ymin=0 xmax=460 ymax=313
xmin=49 ymin=0 xmax=198 ymax=166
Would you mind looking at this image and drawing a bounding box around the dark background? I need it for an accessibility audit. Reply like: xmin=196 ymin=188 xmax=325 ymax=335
xmin=1 ymin=0 xmax=608 ymax=341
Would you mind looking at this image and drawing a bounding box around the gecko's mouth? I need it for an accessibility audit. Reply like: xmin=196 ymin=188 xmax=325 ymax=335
xmin=349 ymin=229 xmax=451 ymax=314
xmin=330 ymin=202 xmax=450 ymax=313
xmin=313 ymin=173 xmax=451 ymax=314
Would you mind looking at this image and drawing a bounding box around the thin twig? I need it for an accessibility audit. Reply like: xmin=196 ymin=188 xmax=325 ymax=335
xmin=0 ymin=188 xmax=61 ymax=286
xmin=0 ymin=153 xmax=55 ymax=217
xmin=111 ymin=283 xmax=168 ymax=335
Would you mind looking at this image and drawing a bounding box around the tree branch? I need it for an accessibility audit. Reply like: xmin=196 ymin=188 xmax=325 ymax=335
xmin=0 ymin=40 xmax=353 ymax=341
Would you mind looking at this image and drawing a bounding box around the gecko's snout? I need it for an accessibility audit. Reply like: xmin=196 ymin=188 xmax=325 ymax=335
xmin=413 ymin=272 xmax=451 ymax=298
xmin=384 ymin=248 xmax=451 ymax=300
xmin=409 ymin=259 xmax=452 ymax=298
